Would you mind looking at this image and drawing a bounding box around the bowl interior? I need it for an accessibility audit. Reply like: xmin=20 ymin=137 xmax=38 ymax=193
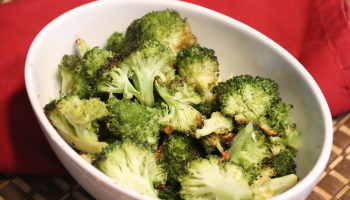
xmin=25 ymin=0 xmax=333 ymax=199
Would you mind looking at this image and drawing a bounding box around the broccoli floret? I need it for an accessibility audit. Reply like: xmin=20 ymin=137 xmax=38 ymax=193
xmin=159 ymin=132 xmax=202 ymax=183
xmin=269 ymin=149 xmax=297 ymax=177
xmin=213 ymin=75 xmax=301 ymax=139
xmin=213 ymin=75 xmax=279 ymax=124
xmin=249 ymin=166 xmax=298 ymax=199
xmin=96 ymin=120 xmax=117 ymax=144
xmin=157 ymin=181 xmax=182 ymax=200
xmin=107 ymin=31 xmax=127 ymax=53
xmin=70 ymin=41 xmax=115 ymax=99
xmin=157 ymin=63 xmax=177 ymax=83
xmin=94 ymin=139 xmax=167 ymax=198
xmin=199 ymin=130 xmax=237 ymax=156
xmin=79 ymin=153 xmax=94 ymax=164
xmin=58 ymin=55 xmax=80 ymax=96
xmin=76 ymin=38 xmax=91 ymax=56
xmin=124 ymin=9 xmax=197 ymax=55
xmin=228 ymin=122 xmax=272 ymax=183
xmin=127 ymin=40 xmax=174 ymax=107
xmin=269 ymin=142 xmax=287 ymax=156
xmin=194 ymin=99 xmax=221 ymax=118
xmin=195 ymin=112 xmax=234 ymax=139
xmin=70 ymin=76 xmax=93 ymax=99
xmin=177 ymin=44 xmax=219 ymax=101
xmin=252 ymin=173 xmax=299 ymax=200
xmin=43 ymin=95 xmax=108 ymax=154
xmin=259 ymin=101 xmax=294 ymax=136
xmin=97 ymin=40 xmax=174 ymax=107
xmin=155 ymin=75 xmax=202 ymax=133
xmin=251 ymin=166 xmax=276 ymax=187
xmin=96 ymin=51 xmax=140 ymax=100
xmin=200 ymin=134 xmax=226 ymax=155
xmin=179 ymin=156 xmax=253 ymax=200
xmin=107 ymin=97 xmax=160 ymax=149
xmin=270 ymin=124 xmax=301 ymax=151
xmin=229 ymin=122 xmax=271 ymax=165
xmin=222 ymin=161 xmax=252 ymax=188
xmin=79 ymin=47 xmax=115 ymax=80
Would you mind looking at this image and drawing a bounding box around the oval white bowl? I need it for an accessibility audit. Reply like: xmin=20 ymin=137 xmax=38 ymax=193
xmin=25 ymin=0 xmax=333 ymax=199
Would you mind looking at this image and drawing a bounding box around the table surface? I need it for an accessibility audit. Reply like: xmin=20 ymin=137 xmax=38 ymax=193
xmin=1 ymin=0 xmax=350 ymax=199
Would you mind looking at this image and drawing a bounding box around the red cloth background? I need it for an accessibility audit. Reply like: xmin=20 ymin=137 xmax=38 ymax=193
xmin=1 ymin=0 xmax=350 ymax=175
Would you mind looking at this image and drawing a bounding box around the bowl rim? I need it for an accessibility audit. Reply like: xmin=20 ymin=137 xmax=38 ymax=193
xmin=25 ymin=0 xmax=333 ymax=199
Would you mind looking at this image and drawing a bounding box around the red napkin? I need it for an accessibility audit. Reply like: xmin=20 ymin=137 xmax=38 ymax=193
xmin=1 ymin=0 xmax=350 ymax=175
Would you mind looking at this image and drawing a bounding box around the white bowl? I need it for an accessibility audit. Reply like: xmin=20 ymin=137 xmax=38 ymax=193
xmin=25 ymin=0 xmax=333 ymax=199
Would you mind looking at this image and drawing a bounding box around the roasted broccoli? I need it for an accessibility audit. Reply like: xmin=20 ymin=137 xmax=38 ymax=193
xmin=96 ymin=39 xmax=174 ymax=107
xmin=95 ymin=52 xmax=139 ymax=100
xmin=58 ymin=39 xmax=91 ymax=97
xmin=94 ymin=139 xmax=167 ymax=198
xmin=252 ymin=171 xmax=299 ymax=200
xmin=228 ymin=122 xmax=272 ymax=183
xmin=124 ymin=9 xmax=197 ymax=55
xmin=269 ymin=149 xmax=297 ymax=177
xmin=177 ymin=44 xmax=219 ymax=101
xmin=270 ymin=124 xmax=301 ymax=151
xmin=107 ymin=31 xmax=126 ymax=53
xmin=155 ymin=75 xmax=202 ymax=133
xmin=195 ymin=111 xmax=234 ymax=139
xmin=96 ymin=120 xmax=117 ymax=144
xmin=213 ymin=74 xmax=301 ymax=139
xmin=76 ymin=38 xmax=91 ymax=56
xmin=157 ymin=181 xmax=182 ymax=200
xmin=159 ymin=132 xmax=202 ymax=183
xmin=58 ymin=55 xmax=80 ymax=96
xmin=194 ymin=99 xmax=221 ymax=118
xmin=269 ymin=142 xmax=287 ymax=156
xmin=229 ymin=122 xmax=271 ymax=166
xmin=107 ymin=97 xmax=160 ymax=149
xmin=157 ymin=63 xmax=177 ymax=83
xmin=213 ymin=75 xmax=279 ymax=124
xmin=47 ymin=9 xmax=302 ymax=200
xmin=69 ymin=39 xmax=115 ymax=99
xmin=180 ymin=155 xmax=298 ymax=200
xmin=259 ymin=101 xmax=294 ymax=135
xmin=79 ymin=47 xmax=115 ymax=81
xmin=200 ymin=134 xmax=228 ymax=155
xmin=43 ymin=95 xmax=108 ymax=154
xmin=179 ymin=156 xmax=253 ymax=200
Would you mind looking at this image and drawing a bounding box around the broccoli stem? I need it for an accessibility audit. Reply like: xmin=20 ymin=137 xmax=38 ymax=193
xmin=57 ymin=129 xmax=107 ymax=154
xmin=131 ymin=72 xmax=155 ymax=107
xmin=50 ymin=112 xmax=107 ymax=153
xmin=229 ymin=122 xmax=254 ymax=164
xmin=180 ymin=157 xmax=253 ymax=200
xmin=60 ymin=70 xmax=75 ymax=95
xmin=76 ymin=38 xmax=91 ymax=56
xmin=185 ymin=175 xmax=252 ymax=199
xmin=195 ymin=125 xmax=221 ymax=138
xmin=270 ymin=174 xmax=298 ymax=195
xmin=270 ymin=129 xmax=301 ymax=151
xmin=258 ymin=174 xmax=299 ymax=196
xmin=98 ymin=68 xmax=142 ymax=101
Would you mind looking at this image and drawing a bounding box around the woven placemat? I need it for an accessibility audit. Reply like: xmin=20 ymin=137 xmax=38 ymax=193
xmin=0 ymin=111 xmax=349 ymax=200
xmin=0 ymin=0 xmax=16 ymax=3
